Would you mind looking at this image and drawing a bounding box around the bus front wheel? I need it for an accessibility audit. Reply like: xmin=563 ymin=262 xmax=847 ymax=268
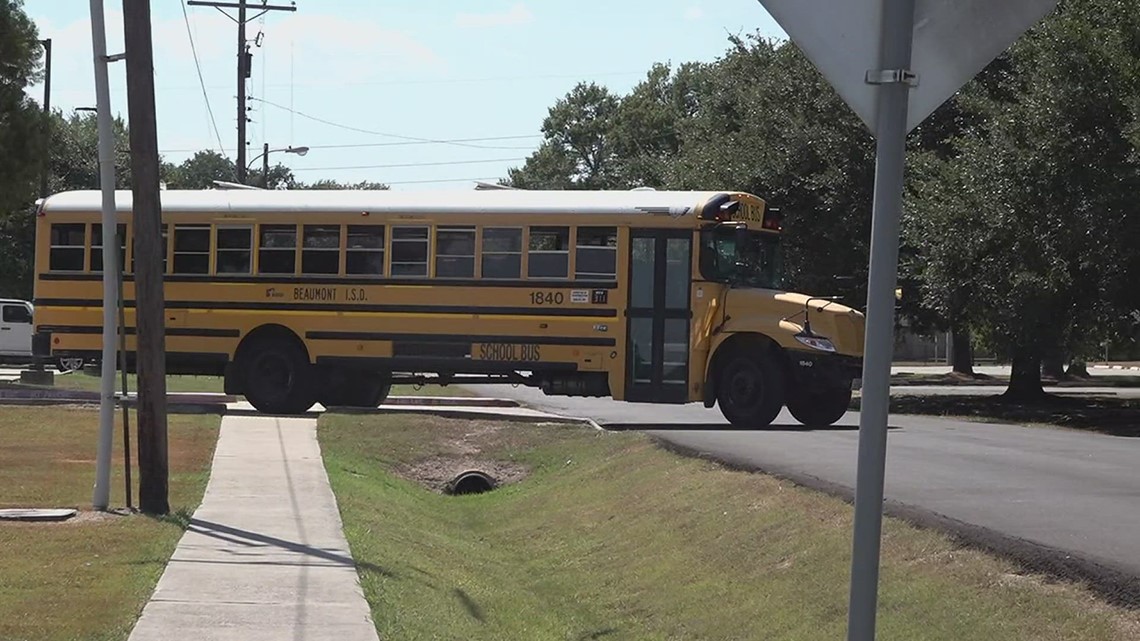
xmin=786 ymin=385 xmax=852 ymax=427
xmin=716 ymin=349 xmax=785 ymax=428
xmin=241 ymin=339 xmax=316 ymax=415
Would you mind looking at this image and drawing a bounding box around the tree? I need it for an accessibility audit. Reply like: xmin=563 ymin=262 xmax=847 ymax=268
xmin=909 ymin=0 xmax=1140 ymax=399
xmin=304 ymin=179 xmax=389 ymax=190
xmin=0 ymin=0 xmax=44 ymax=298
xmin=165 ymin=150 xmax=236 ymax=189
xmin=507 ymin=82 xmax=624 ymax=189
xmin=48 ymin=111 xmax=133 ymax=191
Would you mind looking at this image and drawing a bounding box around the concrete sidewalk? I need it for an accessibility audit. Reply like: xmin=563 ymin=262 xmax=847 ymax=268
xmin=128 ymin=415 xmax=379 ymax=641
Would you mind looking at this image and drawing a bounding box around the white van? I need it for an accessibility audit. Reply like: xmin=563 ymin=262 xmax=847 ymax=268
xmin=0 ymin=299 xmax=34 ymax=362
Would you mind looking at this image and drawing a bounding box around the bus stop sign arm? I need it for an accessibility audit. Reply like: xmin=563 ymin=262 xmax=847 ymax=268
xmin=753 ymin=1 xmax=1061 ymax=639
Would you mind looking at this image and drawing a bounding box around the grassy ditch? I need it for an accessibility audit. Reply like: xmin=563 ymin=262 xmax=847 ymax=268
xmin=319 ymin=413 xmax=1139 ymax=641
xmin=0 ymin=407 xmax=220 ymax=641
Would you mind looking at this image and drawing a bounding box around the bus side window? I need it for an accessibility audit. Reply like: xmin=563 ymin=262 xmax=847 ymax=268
xmin=173 ymin=224 xmax=210 ymax=274
xmin=346 ymin=225 xmax=384 ymax=276
xmin=481 ymin=227 xmax=522 ymax=279
xmin=216 ymin=226 xmax=253 ymax=275
xmin=391 ymin=226 xmax=429 ymax=277
xmin=49 ymin=223 xmax=86 ymax=272
xmin=259 ymin=224 xmax=297 ymax=274
xmin=301 ymin=225 xmax=341 ymax=275
xmin=435 ymin=226 xmax=475 ymax=278
xmin=528 ymin=226 xmax=569 ymax=279
xmin=575 ymin=226 xmax=617 ymax=280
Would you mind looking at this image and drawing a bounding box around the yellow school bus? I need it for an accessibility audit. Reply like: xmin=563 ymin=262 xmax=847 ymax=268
xmin=32 ymin=189 xmax=864 ymax=426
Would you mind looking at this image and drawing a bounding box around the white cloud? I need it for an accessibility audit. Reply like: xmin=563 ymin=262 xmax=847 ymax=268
xmin=684 ymin=6 xmax=705 ymax=21
xmin=454 ymin=3 xmax=534 ymax=28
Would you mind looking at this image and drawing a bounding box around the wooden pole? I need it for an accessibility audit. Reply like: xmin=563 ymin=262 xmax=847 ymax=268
xmin=122 ymin=0 xmax=169 ymax=515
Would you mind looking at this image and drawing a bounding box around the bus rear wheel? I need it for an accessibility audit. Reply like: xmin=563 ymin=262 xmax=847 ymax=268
xmin=240 ymin=339 xmax=316 ymax=415
xmin=716 ymin=348 xmax=785 ymax=428
xmin=786 ymin=385 xmax=852 ymax=427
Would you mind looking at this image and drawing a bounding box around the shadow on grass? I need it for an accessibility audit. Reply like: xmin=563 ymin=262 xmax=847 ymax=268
xmin=857 ymin=394 xmax=1140 ymax=437
xmin=453 ymin=588 xmax=485 ymax=622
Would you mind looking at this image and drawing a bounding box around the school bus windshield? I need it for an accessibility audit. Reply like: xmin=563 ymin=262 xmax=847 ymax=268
xmin=700 ymin=225 xmax=783 ymax=290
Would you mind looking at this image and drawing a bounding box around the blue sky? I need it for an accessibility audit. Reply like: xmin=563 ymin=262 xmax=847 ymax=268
xmin=25 ymin=1 xmax=785 ymax=190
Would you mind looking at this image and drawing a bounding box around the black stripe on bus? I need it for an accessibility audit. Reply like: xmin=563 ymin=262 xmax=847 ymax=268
xmin=305 ymin=331 xmax=616 ymax=347
xmin=37 ymin=273 xmax=619 ymax=289
xmin=34 ymin=298 xmax=619 ymax=318
xmin=314 ymin=355 xmax=580 ymax=374
xmin=39 ymin=325 xmax=239 ymax=338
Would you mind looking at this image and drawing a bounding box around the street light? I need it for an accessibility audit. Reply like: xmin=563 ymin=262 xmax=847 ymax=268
xmin=247 ymin=143 xmax=309 ymax=189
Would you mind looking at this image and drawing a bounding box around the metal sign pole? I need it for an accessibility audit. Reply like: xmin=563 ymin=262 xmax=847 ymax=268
xmin=846 ymin=0 xmax=917 ymax=639
xmin=89 ymin=0 xmax=120 ymax=511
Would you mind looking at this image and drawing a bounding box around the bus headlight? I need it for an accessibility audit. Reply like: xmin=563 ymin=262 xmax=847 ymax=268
xmin=794 ymin=334 xmax=837 ymax=353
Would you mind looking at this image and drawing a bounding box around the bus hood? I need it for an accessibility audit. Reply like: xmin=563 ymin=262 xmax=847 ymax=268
xmin=722 ymin=289 xmax=865 ymax=357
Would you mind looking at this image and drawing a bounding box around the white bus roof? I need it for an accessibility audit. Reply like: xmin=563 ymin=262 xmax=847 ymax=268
xmin=39 ymin=189 xmax=751 ymax=218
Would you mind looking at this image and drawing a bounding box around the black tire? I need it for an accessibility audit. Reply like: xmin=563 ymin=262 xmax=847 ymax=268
xmin=318 ymin=370 xmax=391 ymax=408
xmin=786 ymin=385 xmax=852 ymax=427
xmin=240 ymin=338 xmax=316 ymax=415
xmin=716 ymin=348 xmax=785 ymax=428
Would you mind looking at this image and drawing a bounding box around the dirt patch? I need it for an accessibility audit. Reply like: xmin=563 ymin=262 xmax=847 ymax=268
xmin=396 ymin=457 xmax=529 ymax=493
xmin=390 ymin=419 xmax=531 ymax=492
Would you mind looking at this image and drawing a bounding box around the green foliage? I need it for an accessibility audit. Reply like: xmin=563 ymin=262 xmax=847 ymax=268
xmin=0 ymin=0 xmax=43 ymax=298
xmin=48 ymin=111 xmax=132 ymax=191
xmin=164 ymin=150 xmax=236 ymax=189
xmin=304 ymin=178 xmax=390 ymax=190
xmin=907 ymin=0 xmax=1140 ymax=385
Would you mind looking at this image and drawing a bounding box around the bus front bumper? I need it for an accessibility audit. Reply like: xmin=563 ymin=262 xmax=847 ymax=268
xmin=787 ymin=351 xmax=862 ymax=389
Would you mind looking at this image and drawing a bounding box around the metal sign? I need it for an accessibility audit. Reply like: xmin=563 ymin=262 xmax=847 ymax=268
xmin=760 ymin=0 xmax=1060 ymax=132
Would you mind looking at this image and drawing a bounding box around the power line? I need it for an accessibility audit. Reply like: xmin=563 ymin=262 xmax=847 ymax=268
xmin=307 ymin=136 xmax=541 ymax=151
xmin=292 ymin=157 xmax=526 ymax=172
xmin=384 ymin=176 xmax=505 ymax=185
xmin=180 ymin=0 xmax=227 ymax=158
xmin=157 ymin=134 xmax=542 ymax=154
xmin=251 ymin=97 xmax=542 ymax=150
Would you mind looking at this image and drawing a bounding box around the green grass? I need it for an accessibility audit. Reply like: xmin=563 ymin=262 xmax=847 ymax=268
xmin=0 ymin=407 xmax=220 ymax=641
xmin=318 ymin=414 xmax=1139 ymax=641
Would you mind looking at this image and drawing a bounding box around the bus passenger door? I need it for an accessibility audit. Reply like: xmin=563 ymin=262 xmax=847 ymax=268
xmin=626 ymin=230 xmax=691 ymax=403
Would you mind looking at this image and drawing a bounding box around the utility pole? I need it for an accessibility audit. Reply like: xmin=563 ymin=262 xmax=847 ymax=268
xmin=39 ymin=38 xmax=52 ymax=199
xmin=185 ymin=0 xmax=297 ymax=184
xmin=122 ymin=0 xmax=169 ymax=515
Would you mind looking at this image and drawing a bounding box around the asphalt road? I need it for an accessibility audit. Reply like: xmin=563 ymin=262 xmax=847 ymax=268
xmin=474 ymin=383 xmax=1140 ymax=586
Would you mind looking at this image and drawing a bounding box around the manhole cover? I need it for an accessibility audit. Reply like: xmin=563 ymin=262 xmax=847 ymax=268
xmin=0 ymin=508 xmax=78 ymax=522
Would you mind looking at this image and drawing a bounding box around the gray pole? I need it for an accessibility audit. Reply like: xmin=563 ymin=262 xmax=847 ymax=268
xmin=88 ymin=0 xmax=121 ymax=511
xmin=846 ymin=0 xmax=916 ymax=639
xmin=262 ymin=142 xmax=269 ymax=189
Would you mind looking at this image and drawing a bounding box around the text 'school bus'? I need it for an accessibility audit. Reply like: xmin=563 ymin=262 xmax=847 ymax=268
xmin=32 ymin=189 xmax=864 ymax=427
